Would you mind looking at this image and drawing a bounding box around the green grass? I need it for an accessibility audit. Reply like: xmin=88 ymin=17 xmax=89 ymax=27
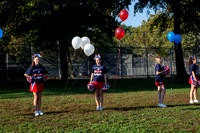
xmin=1 ymin=77 xmax=200 ymax=132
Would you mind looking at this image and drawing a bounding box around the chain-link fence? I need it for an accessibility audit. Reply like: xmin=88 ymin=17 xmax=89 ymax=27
xmin=1 ymin=43 xmax=200 ymax=81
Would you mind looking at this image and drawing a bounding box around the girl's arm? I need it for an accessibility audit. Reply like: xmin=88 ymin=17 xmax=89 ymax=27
xmin=156 ymin=69 xmax=166 ymax=75
xmin=90 ymin=73 xmax=94 ymax=83
xmin=192 ymin=71 xmax=197 ymax=81
xmin=104 ymin=74 xmax=107 ymax=85
xmin=24 ymin=73 xmax=31 ymax=78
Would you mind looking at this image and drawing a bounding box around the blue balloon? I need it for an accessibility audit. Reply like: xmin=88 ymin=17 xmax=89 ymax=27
xmin=0 ymin=28 xmax=3 ymax=39
xmin=174 ymin=34 xmax=182 ymax=44
xmin=167 ymin=32 xmax=175 ymax=42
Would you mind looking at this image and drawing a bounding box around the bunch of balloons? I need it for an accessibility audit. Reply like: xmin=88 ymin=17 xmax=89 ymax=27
xmin=71 ymin=36 xmax=95 ymax=56
xmin=0 ymin=28 xmax=3 ymax=39
xmin=167 ymin=32 xmax=182 ymax=45
xmin=115 ymin=9 xmax=128 ymax=40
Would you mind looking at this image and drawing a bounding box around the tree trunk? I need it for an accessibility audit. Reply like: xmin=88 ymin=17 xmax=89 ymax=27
xmin=173 ymin=0 xmax=188 ymax=78
xmin=66 ymin=42 xmax=75 ymax=79
xmin=59 ymin=40 xmax=68 ymax=81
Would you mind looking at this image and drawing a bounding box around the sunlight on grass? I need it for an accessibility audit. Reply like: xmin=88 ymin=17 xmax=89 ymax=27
xmin=1 ymin=78 xmax=199 ymax=132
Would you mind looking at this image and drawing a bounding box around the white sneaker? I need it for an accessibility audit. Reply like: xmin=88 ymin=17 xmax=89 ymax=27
xmin=96 ymin=106 xmax=100 ymax=111
xmin=158 ymin=104 xmax=167 ymax=108
xmin=99 ymin=107 xmax=103 ymax=110
xmin=193 ymin=100 xmax=200 ymax=103
xmin=38 ymin=111 xmax=43 ymax=115
xmin=161 ymin=104 xmax=167 ymax=108
xmin=190 ymin=100 xmax=194 ymax=104
xmin=34 ymin=111 xmax=39 ymax=116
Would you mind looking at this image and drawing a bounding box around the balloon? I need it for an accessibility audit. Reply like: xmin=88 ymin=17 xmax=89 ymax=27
xmin=174 ymin=34 xmax=182 ymax=44
xmin=81 ymin=36 xmax=90 ymax=49
xmin=0 ymin=28 xmax=3 ymax=39
xmin=84 ymin=44 xmax=95 ymax=56
xmin=167 ymin=32 xmax=175 ymax=42
xmin=115 ymin=27 xmax=125 ymax=40
xmin=119 ymin=9 xmax=129 ymax=21
xmin=72 ymin=36 xmax=81 ymax=49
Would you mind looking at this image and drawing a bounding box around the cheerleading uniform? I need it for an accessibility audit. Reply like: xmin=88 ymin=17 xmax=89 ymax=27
xmin=189 ymin=64 xmax=199 ymax=85
xmin=91 ymin=65 xmax=107 ymax=89
xmin=25 ymin=64 xmax=48 ymax=92
xmin=155 ymin=63 xmax=164 ymax=86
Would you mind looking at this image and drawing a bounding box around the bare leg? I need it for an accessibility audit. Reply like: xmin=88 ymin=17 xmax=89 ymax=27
xmin=95 ymin=89 xmax=100 ymax=107
xmin=157 ymin=86 xmax=162 ymax=104
xmin=194 ymin=87 xmax=198 ymax=100
xmin=160 ymin=85 xmax=166 ymax=104
xmin=99 ymin=89 xmax=103 ymax=107
xmin=33 ymin=92 xmax=39 ymax=111
xmin=38 ymin=92 xmax=42 ymax=111
xmin=190 ymin=85 xmax=195 ymax=101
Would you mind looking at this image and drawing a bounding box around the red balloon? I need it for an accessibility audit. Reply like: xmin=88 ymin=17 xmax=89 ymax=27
xmin=119 ymin=9 xmax=129 ymax=21
xmin=115 ymin=27 xmax=125 ymax=40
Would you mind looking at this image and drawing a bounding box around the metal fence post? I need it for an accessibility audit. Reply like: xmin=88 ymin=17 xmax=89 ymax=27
xmin=57 ymin=41 xmax=61 ymax=77
xmin=120 ymin=46 xmax=123 ymax=79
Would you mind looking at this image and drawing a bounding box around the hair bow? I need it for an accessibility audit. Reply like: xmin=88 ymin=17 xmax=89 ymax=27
xmin=32 ymin=54 xmax=42 ymax=58
xmin=155 ymin=55 xmax=160 ymax=58
xmin=94 ymin=54 xmax=101 ymax=60
xmin=191 ymin=56 xmax=195 ymax=60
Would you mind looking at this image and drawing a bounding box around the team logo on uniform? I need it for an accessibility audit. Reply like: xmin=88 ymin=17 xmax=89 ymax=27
xmin=94 ymin=67 xmax=103 ymax=76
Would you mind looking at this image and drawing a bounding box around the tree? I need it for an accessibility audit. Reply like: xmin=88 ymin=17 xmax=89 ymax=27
xmin=133 ymin=0 xmax=200 ymax=77
xmin=0 ymin=0 xmax=132 ymax=80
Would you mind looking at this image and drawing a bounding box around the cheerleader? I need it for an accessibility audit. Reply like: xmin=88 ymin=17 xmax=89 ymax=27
xmin=24 ymin=54 xmax=48 ymax=116
xmin=155 ymin=55 xmax=167 ymax=107
xmin=90 ymin=54 xmax=107 ymax=110
xmin=189 ymin=56 xmax=200 ymax=104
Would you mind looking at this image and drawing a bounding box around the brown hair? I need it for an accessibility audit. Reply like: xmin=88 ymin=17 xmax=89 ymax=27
xmin=188 ymin=56 xmax=194 ymax=70
xmin=31 ymin=56 xmax=40 ymax=66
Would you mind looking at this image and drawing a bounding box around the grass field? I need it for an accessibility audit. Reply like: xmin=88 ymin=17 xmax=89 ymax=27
xmin=1 ymin=77 xmax=200 ymax=132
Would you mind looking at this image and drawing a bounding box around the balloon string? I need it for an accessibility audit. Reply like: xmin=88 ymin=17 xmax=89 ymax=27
xmin=111 ymin=40 xmax=121 ymax=101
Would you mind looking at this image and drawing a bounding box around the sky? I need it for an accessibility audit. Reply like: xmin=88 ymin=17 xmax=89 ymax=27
xmin=117 ymin=1 xmax=155 ymax=27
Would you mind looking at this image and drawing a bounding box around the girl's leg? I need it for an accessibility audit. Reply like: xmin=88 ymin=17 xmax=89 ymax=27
xmin=99 ymin=89 xmax=103 ymax=107
xmin=193 ymin=87 xmax=198 ymax=102
xmin=190 ymin=85 xmax=195 ymax=101
xmin=160 ymin=85 xmax=166 ymax=104
xmin=33 ymin=92 xmax=39 ymax=111
xmin=38 ymin=92 xmax=42 ymax=111
xmin=95 ymin=88 xmax=100 ymax=107
xmin=157 ymin=86 xmax=162 ymax=104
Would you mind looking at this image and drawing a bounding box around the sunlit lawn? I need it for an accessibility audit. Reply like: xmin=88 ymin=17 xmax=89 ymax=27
xmin=1 ymin=78 xmax=200 ymax=132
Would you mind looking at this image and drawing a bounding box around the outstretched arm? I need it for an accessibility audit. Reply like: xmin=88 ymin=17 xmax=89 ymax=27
xmin=90 ymin=73 xmax=94 ymax=83
xmin=24 ymin=73 xmax=31 ymax=78
xmin=104 ymin=74 xmax=107 ymax=85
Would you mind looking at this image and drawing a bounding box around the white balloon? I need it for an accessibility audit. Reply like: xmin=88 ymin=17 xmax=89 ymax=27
xmin=72 ymin=36 xmax=81 ymax=49
xmin=81 ymin=36 xmax=90 ymax=49
xmin=84 ymin=44 xmax=95 ymax=56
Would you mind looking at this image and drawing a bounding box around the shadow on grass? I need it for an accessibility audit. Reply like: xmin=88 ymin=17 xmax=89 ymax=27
xmin=167 ymin=103 xmax=200 ymax=108
xmin=181 ymin=107 xmax=200 ymax=110
xmin=106 ymin=104 xmax=200 ymax=111
xmin=105 ymin=106 xmax=158 ymax=111
xmin=18 ymin=110 xmax=70 ymax=116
